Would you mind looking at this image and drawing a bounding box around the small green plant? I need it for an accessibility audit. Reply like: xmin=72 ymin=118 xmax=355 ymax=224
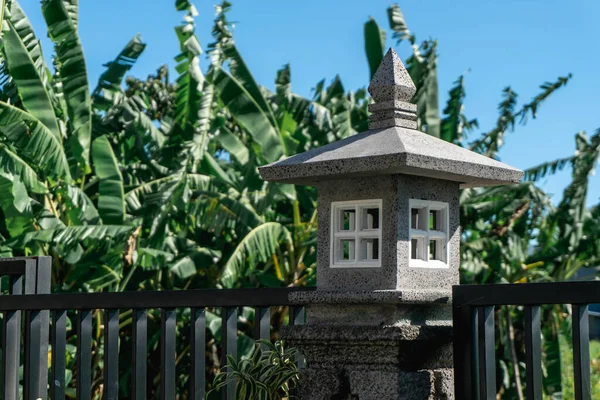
xmin=208 ymin=340 xmax=301 ymax=400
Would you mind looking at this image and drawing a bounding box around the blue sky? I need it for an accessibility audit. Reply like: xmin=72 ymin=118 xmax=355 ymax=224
xmin=21 ymin=0 xmax=600 ymax=204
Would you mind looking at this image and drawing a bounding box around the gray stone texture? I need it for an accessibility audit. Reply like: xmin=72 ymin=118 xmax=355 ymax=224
xmin=396 ymin=175 xmax=461 ymax=291
xmin=369 ymin=117 xmax=418 ymax=130
xmin=258 ymin=125 xmax=524 ymax=188
xmin=316 ymin=175 xmax=460 ymax=292
xmin=316 ymin=175 xmax=397 ymax=291
xmin=283 ymin=324 xmax=454 ymax=399
xmin=294 ymin=368 xmax=454 ymax=400
xmin=368 ymin=48 xmax=416 ymax=103
xmin=305 ymin=303 xmax=452 ymax=327
xmin=366 ymin=50 xmax=420 ymax=131
xmin=288 ymin=289 xmax=452 ymax=305
xmin=290 ymin=290 xmax=453 ymax=326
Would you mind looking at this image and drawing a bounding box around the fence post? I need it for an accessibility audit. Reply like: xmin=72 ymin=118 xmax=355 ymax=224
xmin=24 ymin=256 xmax=51 ymax=400
xmin=0 ymin=257 xmax=50 ymax=400
xmin=1 ymin=259 xmax=27 ymax=400
xmin=453 ymin=295 xmax=475 ymax=399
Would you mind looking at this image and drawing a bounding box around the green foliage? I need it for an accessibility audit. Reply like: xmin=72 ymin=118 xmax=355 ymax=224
xmin=548 ymin=335 xmax=600 ymax=398
xmin=0 ymin=0 xmax=597 ymax=398
xmin=42 ymin=0 xmax=93 ymax=176
xmin=364 ymin=17 xmax=386 ymax=80
xmin=92 ymin=135 xmax=125 ymax=224
xmin=208 ymin=340 xmax=301 ymax=400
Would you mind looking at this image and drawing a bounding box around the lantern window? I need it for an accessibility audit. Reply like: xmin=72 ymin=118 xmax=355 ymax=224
xmin=409 ymin=200 xmax=449 ymax=268
xmin=331 ymin=200 xmax=382 ymax=268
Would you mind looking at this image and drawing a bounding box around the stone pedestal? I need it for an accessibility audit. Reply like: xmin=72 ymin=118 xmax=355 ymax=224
xmin=283 ymin=290 xmax=454 ymax=400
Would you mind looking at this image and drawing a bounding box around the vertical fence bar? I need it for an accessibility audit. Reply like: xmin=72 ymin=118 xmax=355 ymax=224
xmin=36 ymin=257 xmax=51 ymax=400
xmin=221 ymin=307 xmax=238 ymax=400
xmin=2 ymin=274 xmax=23 ymax=400
xmin=524 ymin=306 xmax=542 ymax=400
xmin=572 ymin=304 xmax=591 ymax=400
xmin=103 ymin=309 xmax=120 ymax=400
xmin=23 ymin=258 xmax=37 ymax=295
xmin=254 ymin=307 xmax=270 ymax=348
xmin=23 ymin=260 xmax=36 ymax=400
xmin=161 ymin=309 xmax=176 ymax=400
xmin=476 ymin=306 xmax=496 ymax=400
xmin=132 ymin=309 xmax=147 ymax=400
xmin=190 ymin=308 xmax=206 ymax=400
xmin=76 ymin=310 xmax=93 ymax=400
xmin=2 ymin=310 xmax=20 ymax=400
xmin=24 ymin=256 xmax=51 ymax=400
xmin=24 ymin=309 xmax=43 ymax=400
xmin=453 ymin=302 xmax=475 ymax=399
xmin=51 ymin=310 xmax=67 ymax=400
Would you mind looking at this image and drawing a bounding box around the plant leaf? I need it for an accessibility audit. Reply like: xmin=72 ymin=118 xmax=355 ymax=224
xmin=213 ymin=126 xmax=249 ymax=164
xmin=92 ymin=34 xmax=146 ymax=110
xmin=42 ymin=0 xmax=92 ymax=176
xmin=221 ymin=222 xmax=292 ymax=288
xmin=212 ymin=67 xmax=284 ymax=163
xmin=0 ymin=144 xmax=47 ymax=193
xmin=3 ymin=2 xmax=61 ymax=140
xmin=92 ymin=135 xmax=124 ymax=224
xmin=364 ymin=17 xmax=386 ymax=80
xmin=6 ymin=224 xmax=133 ymax=248
xmin=0 ymin=100 xmax=71 ymax=181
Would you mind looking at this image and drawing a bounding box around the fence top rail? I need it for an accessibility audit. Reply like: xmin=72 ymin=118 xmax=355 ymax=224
xmin=453 ymin=281 xmax=600 ymax=307
xmin=0 ymin=286 xmax=315 ymax=311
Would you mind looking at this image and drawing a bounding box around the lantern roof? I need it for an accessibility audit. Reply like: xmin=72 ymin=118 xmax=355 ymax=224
xmin=259 ymin=49 xmax=523 ymax=188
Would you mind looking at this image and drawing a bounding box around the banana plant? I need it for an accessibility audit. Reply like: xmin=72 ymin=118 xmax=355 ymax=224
xmin=0 ymin=0 xmax=597 ymax=397
xmin=0 ymin=0 xmax=141 ymax=290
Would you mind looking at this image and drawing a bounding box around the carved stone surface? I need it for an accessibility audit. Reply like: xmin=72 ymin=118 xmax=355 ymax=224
xmin=315 ymin=175 xmax=460 ymax=292
xmin=258 ymin=126 xmax=523 ymax=187
xmin=283 ymin=324 xmax=454 ymax=399
xmin=288 ymin=289 xmax=452 ymax=305
xmin=294 ymin=368 xmax=454 ymax=400
xmin=368 ymin=48 xmax=416 ymax=103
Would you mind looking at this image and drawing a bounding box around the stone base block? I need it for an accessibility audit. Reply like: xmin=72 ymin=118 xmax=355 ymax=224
xmin=290 ymin=289 xmax=453 ymax=327
xmin=307 ymin=303 xmax=452 ymax=327
xmin=283 ymin=324 xmax=454 ymax=399
xmin=296 ymin=367 xmax=454 ymax=400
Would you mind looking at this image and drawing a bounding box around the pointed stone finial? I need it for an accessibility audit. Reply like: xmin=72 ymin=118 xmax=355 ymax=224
xmin=368 ymin=48 xmax=418 ymax=130
xmin=368 ymin=48 xmax=416 ymax=102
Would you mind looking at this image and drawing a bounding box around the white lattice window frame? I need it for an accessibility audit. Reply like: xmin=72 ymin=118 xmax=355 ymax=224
xmin=409 ymin=199 xmax=449 ymax=269
xmin=330 ymin=199 xmax=382 ymax=268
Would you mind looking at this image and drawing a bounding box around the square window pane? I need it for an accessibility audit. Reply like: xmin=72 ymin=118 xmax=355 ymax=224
xmin=339 ymin=239 xmax=355 ymax=261
xmin=411 ymin=207 xmax=428 ymax=230
xmin=360 ymin=238 xmax=379 ymax=261
xmin=429 ymin=240 xmax=437 ymax=260
xmin=430 ymin=210 xmax=443 ymax=231
xmin=339 ymin=209 xmax=355 ymax=231
xmin=429 ymin=239 xmax=445 ymax=262
xmin=410 ymin=208 xmax=419 ymax=229
xmin=411 ymin=238 xmax=425 ymax=260
xmin=362 ymin=207 xmax=380 ymax=230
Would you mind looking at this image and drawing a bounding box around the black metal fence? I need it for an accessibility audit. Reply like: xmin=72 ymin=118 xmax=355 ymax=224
xmin=0 ymin=256 xmax=309 ymax=400
xmin=453 ymin=281 xmax=600 ymax=400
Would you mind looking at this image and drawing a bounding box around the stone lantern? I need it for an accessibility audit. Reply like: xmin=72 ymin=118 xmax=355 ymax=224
xmin=259 ymin=49 xmax=523 ymax=399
